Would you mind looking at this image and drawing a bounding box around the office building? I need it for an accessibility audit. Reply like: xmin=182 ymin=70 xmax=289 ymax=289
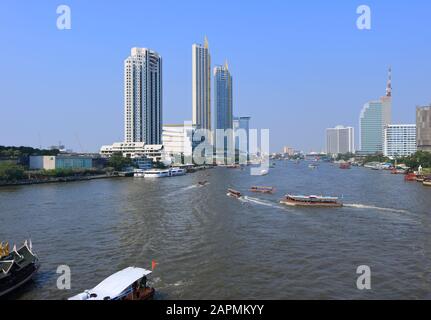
xmin=100 ymin=142 xmax=164 ymax=162
xmin=214 ymin=62 xmax=233 ymax=153
xmin=233 ymin=116 xmax=251 ymax=156
xmin=326 ymin=126 xmax=355 ymax=155
xmin=359 ymin=67 xmax=392 ymax=154
xmin=162 ymin=124 xmax=196 ymax=161
xmin=416 ymin=105 xmax=431 ymax=152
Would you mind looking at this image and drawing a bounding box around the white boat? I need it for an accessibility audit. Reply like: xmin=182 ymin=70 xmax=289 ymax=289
xmin=68 ymin=267 xmax=155 ymax=301
xmin=134 ymin=169 xmax=146 ymax=177
xmin=143 ymin=169 xmax=170 ymax=178
xmin=259 ymin=169 xmax=269 ymax=176
xmin=169 ymin=168 xmax=186 ymax=176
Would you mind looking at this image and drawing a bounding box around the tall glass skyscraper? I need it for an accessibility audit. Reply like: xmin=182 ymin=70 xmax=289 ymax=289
xmin=124 ymin=48 xmax=162 ymax=145
xmin=192 ymin=37 xmax=211 ymax=132
xmin=233 ymin=116 xmax=251 ymax=156
xmin=359 ymin=68 xmax=392 ymax=154
xmin=214 ymin=62 xmax=233 ymax=153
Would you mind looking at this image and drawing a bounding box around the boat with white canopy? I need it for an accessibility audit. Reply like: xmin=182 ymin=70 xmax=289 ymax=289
xmin=68 ymin=267 xmax=155 ymax=300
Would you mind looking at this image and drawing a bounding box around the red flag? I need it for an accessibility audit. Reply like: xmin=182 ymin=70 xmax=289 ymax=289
xmin=152 ymin=260 xmax=158 ymax=270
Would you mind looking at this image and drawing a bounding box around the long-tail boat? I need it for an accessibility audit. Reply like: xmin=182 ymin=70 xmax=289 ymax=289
xmin=227 ymin=189 xmax=242 ymax=199
xmin=249 ymin=186 xmax=276 ymax=194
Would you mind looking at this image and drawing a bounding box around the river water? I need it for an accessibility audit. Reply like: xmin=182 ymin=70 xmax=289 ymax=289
xmin=1 ymin=161 xmax=431 ymax=300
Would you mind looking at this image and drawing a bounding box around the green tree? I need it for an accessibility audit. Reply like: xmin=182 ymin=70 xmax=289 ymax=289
xmin=107 ymin=153 xmax=133 ymax=171
xmin=0 ymin=162 xmax=25 ymax=181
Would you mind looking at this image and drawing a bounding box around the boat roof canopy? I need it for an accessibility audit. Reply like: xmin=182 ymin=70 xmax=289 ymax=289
xmin=69 ymin=267 xmax=152 ymax=300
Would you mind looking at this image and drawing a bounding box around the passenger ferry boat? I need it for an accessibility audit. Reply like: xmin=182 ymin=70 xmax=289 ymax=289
xmin=249 ymin=186 xmax=275 ymax=194
xmin=280 ymin=194 xmax=343 ymax=208
xmin=0 ymin=240 xmax=40 ymax=298
xmin=69 ymin=267 xmax=155 ymax=301
xmin=136 ymin=168 xmax=187 ymax=178
xmin=227 ymin=189 xmax=242 ymax=199
xmin=143 ymin=169 xmax=170 ymax=178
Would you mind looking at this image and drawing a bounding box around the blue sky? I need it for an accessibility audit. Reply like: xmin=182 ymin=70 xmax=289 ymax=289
xmin=1 ymin=0 xmax=430 ymax=152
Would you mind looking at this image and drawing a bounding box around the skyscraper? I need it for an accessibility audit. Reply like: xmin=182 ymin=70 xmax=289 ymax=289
xmin=359 ymin=67 xmax=392 ymax=154
xmin=192 ymin=37 xmax=211 ymax=132
xmin=416 ymin=105 xmax=431 ymax=152
xmin=383 ymin=124 xmax=417 ymax=157
xmin=326 ymin=126 xmax=355 ymax=155
xmin=233 ymin=116 xmax=251 ymax=156
xmin=214 ymin=62 xmax=233 ymax=152
xmin=124 ymin=48 xmax=162 ymax=145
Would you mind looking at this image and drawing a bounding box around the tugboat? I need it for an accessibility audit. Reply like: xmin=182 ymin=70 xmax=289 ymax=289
xmin=69 ymin=267 xmax=155 ymax=300
xmin=249 ymin=186 xmax=276 ymax=194
xmin=0 ymin=240 xmax=40 ymax=298
xmin=280 ymin=194 xmax=343 ymax=208
xmin=227 ymin=189 xmax=242 ymax=199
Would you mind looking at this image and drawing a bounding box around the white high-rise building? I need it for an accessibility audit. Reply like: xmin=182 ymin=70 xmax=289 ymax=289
xmin=124 ymin=48 xmax=162 ymax=145
xmin=384 ymin=124 xmax=417 ymax=158
xmin=326 ymin=126 xmax=355 ymax=155
xmin=192 ymin=37 xmax=211 ymax=132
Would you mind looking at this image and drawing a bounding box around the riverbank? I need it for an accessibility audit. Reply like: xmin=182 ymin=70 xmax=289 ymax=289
xmin=0 ymin=174 xmax=120 ymax=187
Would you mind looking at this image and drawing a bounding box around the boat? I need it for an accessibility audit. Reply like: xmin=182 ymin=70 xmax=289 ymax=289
xmin=339 ymin=163 xmax=351 ymax=169
xmin=143 ymin=169 xmax=170 ymax=178
xmin=0 ymin=240 xmax=40 ymax=298
xmin=169 ymin=168 xmax=186 ymax=176
xmin=404 ymin=173 xmax=417 ymax=181
xmin=249 ymin=186 xmax=275 ymax=194
xmin=69 ymin=267 xmax=155 ymax=301
xmin=280 ymin=194 xmax=343 ymax=208
xmin=134 ymin=169 xmax=146 ymax=177
xmin=227 ymin=189 xmax=242 ymax=199
xmin=256 ymin=169 xmax=269 ymax=176
xmin=391 ymin=168 xmax=408 ymax=174
xmin=198 ymin=180 xmax=208 ymax=186
xmin=309 ymin=164 xmax=318 ymax=169
xmin=424 ymin=179 xmax=431 ymax=187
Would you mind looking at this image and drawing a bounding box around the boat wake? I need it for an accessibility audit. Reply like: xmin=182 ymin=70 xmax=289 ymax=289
xmin=239 ymin=196 xmax=280 ymax=209
xmin=344 ymin=203 xmax=409 ymax=214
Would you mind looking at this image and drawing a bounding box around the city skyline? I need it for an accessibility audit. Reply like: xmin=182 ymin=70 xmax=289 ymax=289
xmin=1 ymin=1 xmax=431 ymax=153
